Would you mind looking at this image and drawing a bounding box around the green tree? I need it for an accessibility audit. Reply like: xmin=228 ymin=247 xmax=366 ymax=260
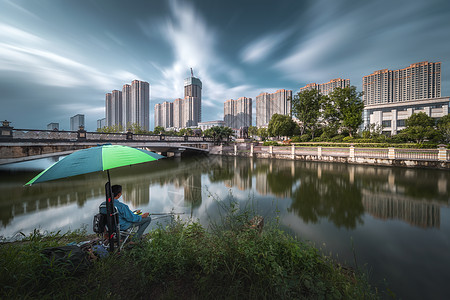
xmin=127 ymin=123 xmax=148 ymax=134
xmin=437 ymin=114 xmax=450 ymax=143
xmin=267 ymin=114 xmax=296 ymax=139
xmin=325 ymin=86 xmax=364 ymax=137
xmin=153 ymin=126 xmax=165 ymax=135
xmin=248 ymin=126 xmax=258 ymax=137
xmin=257 ymin=127 xmax=268 ymax=141
xmin=96 ymin=124 xmax=124 ymax=133
xmin=403 ymin=112 xmax=437 ymax=143
xmin=292 ymin=89 xmax=324 ymax=138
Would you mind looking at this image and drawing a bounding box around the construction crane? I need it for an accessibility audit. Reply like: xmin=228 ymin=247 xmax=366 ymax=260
xmin=190 ymin=68 xmax=194 ymax=77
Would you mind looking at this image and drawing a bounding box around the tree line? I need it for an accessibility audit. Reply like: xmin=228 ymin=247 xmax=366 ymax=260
xmin=97 ymin=123 xmax=235 ymax=144
xmin=248 ymin=86 xmax=449 ymax=145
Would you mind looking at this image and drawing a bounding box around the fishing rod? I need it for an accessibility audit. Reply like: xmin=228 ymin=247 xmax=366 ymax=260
xmin=150 ymin=212 xmax=185 ymax=215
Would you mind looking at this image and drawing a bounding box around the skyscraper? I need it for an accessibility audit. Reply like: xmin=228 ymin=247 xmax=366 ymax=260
xmin=173 ymin=98 xmax=184 ymax=129
xmin=70 ymin=114 xmax=85 ymax=131
xmin=122 ymin=84 xmax=132 ymax=128
xmin=106 ymin=80 xmax=150 ymax=131
xmin=154 ymin=73 xmax=202 ymax=129
xmin=255 ymin=89 xmax=292 ymax=127
xmin=131 ymin=80 xmax=150 ymax=131
xmin=183 ymin=75 xmax=202 ymax=127
xmin=105 ymin=93 xmax=112 ymax=127
xmin=111 ymin=90 xmax=123 ymax=127
xmin=154 ymin=101 xmax=174 ymax=129
xmin=300 ymin=78 xmax=350 ymax=96
xmin=224 ymin=97 xmax=252 ymax=129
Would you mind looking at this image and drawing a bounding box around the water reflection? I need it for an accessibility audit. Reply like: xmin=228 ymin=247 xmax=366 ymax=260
xmin=2 ymin=155 xmax=448 ymax=300
xmin=0 ymin=156 xmax=448 ymax=232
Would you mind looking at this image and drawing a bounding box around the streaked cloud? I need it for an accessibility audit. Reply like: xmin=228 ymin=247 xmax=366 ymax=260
xmin=241 ymin=30 xmax=292 ymax=63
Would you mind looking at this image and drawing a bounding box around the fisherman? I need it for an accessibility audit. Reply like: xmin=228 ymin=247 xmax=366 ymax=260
xmin=107 ymin=184 xmax=151 ymax=241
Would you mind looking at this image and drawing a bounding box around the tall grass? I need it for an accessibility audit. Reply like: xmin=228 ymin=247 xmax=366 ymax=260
xmin=0 ymin=204 xmax=381 ymax=299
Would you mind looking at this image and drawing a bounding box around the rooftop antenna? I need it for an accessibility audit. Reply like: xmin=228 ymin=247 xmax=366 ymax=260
xmin=190 ymin=68 xmax=194 ymax=77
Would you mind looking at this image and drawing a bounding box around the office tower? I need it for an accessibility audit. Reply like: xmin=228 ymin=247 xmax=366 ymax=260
xmin=224 ymin=97 xmax=252 ymax=129
xmin=97 ymin=118 xmax=106 ymax=129
xmin=154 ymin=101 xmax=173 ymax=129
xmin=122 ymin=84 xmax=131 ymax=129
xmin=105 ymin=93 xmax=112 ymax=127
xmin=47 ymin=123 xmax=59 ymax=130
xmin=131 ymin=80 xmax=150 ymax=131
xmin=70 ymin=114 xmax=85 ymax=131
xmin=183 ymin=75 xmax=202 ymax=127
xmin=300 ymin=78 xmax=350 ymax=96
xmin=255 ymin=89 xmax=292 ymax=127
xmin=363 ymin=61 xmax=448 ymax=135
xmin=363 ymin=61 xmax=441 ymax=105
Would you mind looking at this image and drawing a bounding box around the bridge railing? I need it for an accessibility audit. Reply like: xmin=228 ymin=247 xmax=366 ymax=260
xmin=6 ymin=129 xmax=214 ymax=143
xmin=13 ymin=130 xmax=78 ymax=140
xmin=221 ymin=143 xmax=449 ymax=162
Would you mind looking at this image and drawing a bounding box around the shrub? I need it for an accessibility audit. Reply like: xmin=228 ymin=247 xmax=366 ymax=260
xmin=263 ymin=141 xmax=279 ymax=146
xmin=331 ymin=135 xmax=345 ymax=142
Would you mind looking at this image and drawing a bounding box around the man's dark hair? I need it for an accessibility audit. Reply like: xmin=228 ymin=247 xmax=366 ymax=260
xmin=111 ymin=185 xmax=122 ymax=198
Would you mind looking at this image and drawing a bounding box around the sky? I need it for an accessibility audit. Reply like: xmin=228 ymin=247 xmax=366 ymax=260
xmin=1 ymin=0 xmax=450 ymax=131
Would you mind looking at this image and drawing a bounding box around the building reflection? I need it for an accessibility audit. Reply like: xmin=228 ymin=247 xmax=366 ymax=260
xmin=1 ymin=156 xmax=448 ymax=231
xmin=362 ymin=191 xmax=440 ymax=228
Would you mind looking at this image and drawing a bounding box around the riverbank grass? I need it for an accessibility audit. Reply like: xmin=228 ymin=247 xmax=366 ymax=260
xmin=1 ymin=218 xmax=379 ymax=299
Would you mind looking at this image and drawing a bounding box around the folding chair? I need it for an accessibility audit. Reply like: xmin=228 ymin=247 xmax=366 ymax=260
xmin=94 ymin=203 xmax=138 ymax=251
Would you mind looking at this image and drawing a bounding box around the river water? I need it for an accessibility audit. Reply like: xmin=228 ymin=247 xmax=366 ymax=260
xmin=0 ymin=155 xmax=449 ymax=299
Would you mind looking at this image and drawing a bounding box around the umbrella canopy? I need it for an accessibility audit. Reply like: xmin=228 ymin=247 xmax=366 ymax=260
xmin=26 ymin=144 xmax=164 ymax=185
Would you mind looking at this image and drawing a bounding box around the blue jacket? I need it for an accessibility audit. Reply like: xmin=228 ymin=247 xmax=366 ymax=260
xmin=100 ymin=198 xmax=141 ymax=230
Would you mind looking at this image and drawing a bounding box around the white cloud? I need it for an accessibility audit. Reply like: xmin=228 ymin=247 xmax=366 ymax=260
xmin=240 ymin=30 xmax=291 ymax=63
xmin=0 ymin=22 xmax=140 ymax=91
xmin=274 ymin=23 xmax=352 ymax=83
xmin=142 ymin=0 xmax=255 ymax=116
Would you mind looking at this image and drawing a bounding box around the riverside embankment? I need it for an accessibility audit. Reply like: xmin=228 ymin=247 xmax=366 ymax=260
xmin=210 ymin=143 xmax=450 ymax=169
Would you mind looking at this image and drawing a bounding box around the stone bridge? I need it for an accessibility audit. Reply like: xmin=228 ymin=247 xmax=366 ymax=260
xmin=0 ymin=125 xmax=214 ymax=165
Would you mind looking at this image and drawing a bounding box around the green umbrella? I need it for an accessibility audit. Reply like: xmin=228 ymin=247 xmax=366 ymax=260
xmin=26 ymin=144 xmax=164 ymax=185
xmin=25 ymin=144 xmax=165 ymax=251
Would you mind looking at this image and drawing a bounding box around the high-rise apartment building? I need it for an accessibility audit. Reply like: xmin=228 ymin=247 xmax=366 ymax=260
xmin=256 ymin=89 xmax=292 ymax=127
xmin=112 ymin=90 xmax=123 ymax=126
xmin=105 ymin=93 xmax=112 ymax=127
xmin=154 ymin=74 xmax=202 ymax=129
xmin=363 ymin=61 xmax=448 ymax=135
xmin=130 ymin=80 xmax=150 ymax=131
xmin=224 ymin=97 xmax=252 ymax=129
xmin=363 ymin=61 xmax=441 ymax=105
xmin=70 ymin=114 xmax=85 ymax=131
xmin=105 ymin=80 xmax=150 ymax=131
xmin=173 ymin=98 xmax=184 ymax=129
xmin=154 ymin=101 xmax=174 ymax=128
xmin=122 ymin=84 xmax=132 ymax=128
xmin=300 ymin=78 xmax=350 ymax=96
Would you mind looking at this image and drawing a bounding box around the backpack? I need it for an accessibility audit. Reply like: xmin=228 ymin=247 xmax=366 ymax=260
xmin=93 ymin=213 xmax=107 ymax=234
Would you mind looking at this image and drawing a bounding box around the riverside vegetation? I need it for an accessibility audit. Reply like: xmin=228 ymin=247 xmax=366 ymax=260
xmin=0 ymin=201 xmax=381 ymax=299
